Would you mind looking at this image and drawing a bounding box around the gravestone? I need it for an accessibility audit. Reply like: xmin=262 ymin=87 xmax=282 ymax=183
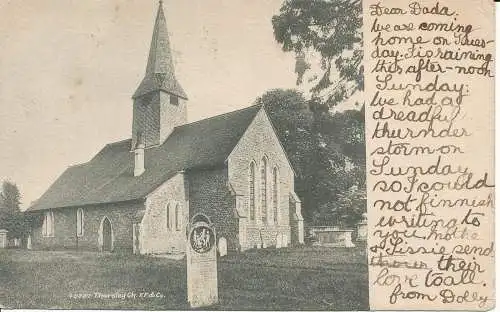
xmin=187 ymin=214 xmax=218 ymax=308
xmin=357 ymin=212 xmax=368 ymax=241
xmin=0 ymin=230 xmax=7 ymax=249
xmin=276 ymin=233 xmax=282 ymax=249
xmin=27 ymin=234 xmax=32 ymax=250
xmin=344 ymin=231 xmax=355 ymax=248
xmin=218 ymin=237 xmax=227 ymax=257
xmin=281 ymin=234 xmax=288 ymax=247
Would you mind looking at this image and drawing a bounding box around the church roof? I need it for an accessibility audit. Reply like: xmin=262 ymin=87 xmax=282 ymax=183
xmin=133 ymin=1 xmax=187 ymax=99
xmin=27 ymin=105 xmax=262 ymax=212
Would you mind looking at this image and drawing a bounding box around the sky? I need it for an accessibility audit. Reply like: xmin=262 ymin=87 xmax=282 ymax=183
xmin=0 ymin=0 xmax=302 ymax=208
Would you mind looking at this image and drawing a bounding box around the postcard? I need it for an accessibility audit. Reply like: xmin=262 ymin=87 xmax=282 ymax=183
xmin=0 ymin=0 xmax=494 ymax=310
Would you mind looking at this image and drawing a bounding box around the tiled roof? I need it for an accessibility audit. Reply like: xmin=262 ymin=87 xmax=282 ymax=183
xmin=28 ymin=105 xmax=262 ymax=211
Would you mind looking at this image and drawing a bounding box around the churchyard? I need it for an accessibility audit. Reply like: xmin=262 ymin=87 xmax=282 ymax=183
xmin=0 ymin=246 xmax=368 ymax=310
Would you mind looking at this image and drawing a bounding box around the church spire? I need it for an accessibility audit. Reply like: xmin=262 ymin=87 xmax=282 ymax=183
xmin=133 ymin=0 xmax=187 ymax=99
xmin=131 ymin=0 xmax=188 ymax=149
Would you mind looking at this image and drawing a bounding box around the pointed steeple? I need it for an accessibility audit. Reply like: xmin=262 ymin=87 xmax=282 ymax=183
xmin=133 ymin=1 xmax=187 ymax=99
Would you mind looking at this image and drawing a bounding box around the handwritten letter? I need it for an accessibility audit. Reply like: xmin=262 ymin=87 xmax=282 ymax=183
xmin=363 ymin=0 xmax=495 ymax=309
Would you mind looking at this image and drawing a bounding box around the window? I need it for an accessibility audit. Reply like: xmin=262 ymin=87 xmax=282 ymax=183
xmin=260 ymin=157 xmax=268 ymax=224
xmin=43 ymin=210 xmax=54 ymax=237
xmin=76 ymin=208 xmax=84 ymax=237
xmin=175 ymin=204 xmax=181 ymax=231
xmin=170 ymin=95 xmax=179 ymax=105
xmin=249 ymin=162 xmax=256 ymax=221
xmin=272 ymin=167 xmax=279 ymax=224
xmin=166 ymin=204 xmax=171 ymax=230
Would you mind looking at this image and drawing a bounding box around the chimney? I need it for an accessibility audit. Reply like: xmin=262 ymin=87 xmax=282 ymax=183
xmin=134 ymin=133 xmax=145 ymax=177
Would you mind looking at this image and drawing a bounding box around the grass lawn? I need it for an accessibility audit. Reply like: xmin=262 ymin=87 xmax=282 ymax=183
xmin=0 ymin=246 xmax=368 ymax=310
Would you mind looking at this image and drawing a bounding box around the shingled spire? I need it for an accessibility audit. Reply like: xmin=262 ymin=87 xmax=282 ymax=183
xmin=133 ymin=0 xmax=187 ymax=99
xmin=131 ymin=0 xmax=188 ymax=149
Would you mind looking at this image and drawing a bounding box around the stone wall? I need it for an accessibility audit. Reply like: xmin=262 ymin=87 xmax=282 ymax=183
xmin=132 ymin=91 xmax=187 ymax=148
xmin=31 ymin=201 xmax=144 ymax=252
xmin=187 ymin=168 xmax=240 ymax=251
xmin=141 ymin=172 xmax=188 ymax=254
xmin=227 ymin=108 xmax=298 ymax=249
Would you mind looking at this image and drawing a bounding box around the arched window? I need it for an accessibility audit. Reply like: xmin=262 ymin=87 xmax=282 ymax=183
xmin=272 ymin=167 xmax=279 ymax=224
xmin=260 ymin=157 xmax=268 ymax=224
xmin=43 ymin=210 xmax=54 ymax=237
xmin=166 ymin=204 xmax=171 ymax=230
xmin=76 ymin=208 xmax=84 ymax=237
xmin=175 ymin=204 xmax=181 ymax=231
xmin=249 ymin=162 xmax=256 ymax=221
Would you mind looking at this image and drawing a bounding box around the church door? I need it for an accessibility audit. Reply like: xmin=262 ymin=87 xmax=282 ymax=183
xmin=102 ymin=218 xmax=112 ymax=252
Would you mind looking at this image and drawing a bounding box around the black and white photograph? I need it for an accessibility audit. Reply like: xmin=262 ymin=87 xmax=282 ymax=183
xmin=0 ymin=0 xmax=368 ymax=310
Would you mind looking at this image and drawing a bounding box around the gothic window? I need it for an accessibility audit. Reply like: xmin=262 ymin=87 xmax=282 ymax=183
xmin=260 ymin=157 xmax=268 ymax=224
xmin=43 ymin=210 xmax=54 ymax=237
xmin=249 ymin=162 xmax=256 ymax=221
xmin=175 ymin=204 xmax=181 ymax=231
xmin=76 ymin=208 xmax=84 ymax=237
xmin=272 ymin=167 xmax=279 ymax=224
xmin=166 ymin=204 xmax=171 ymax=230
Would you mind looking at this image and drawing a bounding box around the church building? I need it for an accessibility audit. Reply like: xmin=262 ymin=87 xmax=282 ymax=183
xmin=27 ymin=1 xmax=304 ymax=254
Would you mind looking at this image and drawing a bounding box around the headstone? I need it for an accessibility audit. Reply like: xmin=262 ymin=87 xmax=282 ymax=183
xmin=187 ymin=216 xmax=218 ymax=308
xmin=27 ymin=234 xmax=32 ymax=250
xmin=281 ymin=234 xmax=288 ymax=247
xmin=0 ymin=230 xmax=7 ymax=249
xmin=275 ymin=233 xmax=282 ymax=249
xmin=357 ymin=222 xmax=368 ymax=241
xmin=344 ymin=231 xmax=355 ymax=248
xmin=218 ymin=237 xmax=227 ymax=257
xmin=357 ymin=213 xmax=368 ymax=241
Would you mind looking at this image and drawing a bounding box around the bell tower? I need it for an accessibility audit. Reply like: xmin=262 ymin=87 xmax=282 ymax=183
xmin=132 ymin=0 xmax=188 ymax=149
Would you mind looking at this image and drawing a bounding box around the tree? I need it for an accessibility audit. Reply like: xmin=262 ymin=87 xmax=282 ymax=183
xmin=0 ymin=181 xmax=21 ymax=214
xmin=0 ymin=180 xmax=31 ymax=239
xmin=257 ymin=89 xmax=365 ymax=226
xmin=272 ymin=0 xmax=363 ymax=108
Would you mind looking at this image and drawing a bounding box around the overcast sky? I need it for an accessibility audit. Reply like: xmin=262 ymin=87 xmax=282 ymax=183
xmin=0 ymin=0 xmax=302 ymax=208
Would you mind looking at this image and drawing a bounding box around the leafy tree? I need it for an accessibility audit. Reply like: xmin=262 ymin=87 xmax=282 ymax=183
xmin=0 ymin=180 xmax=32 ymax=240
xmin=272 ymin=0 xmax=363 ymax=108
xmin=1 ymin=181 xmax=21 ymax=214
xmin=271 ymin=0 xmax=365 ymax=226
xmin=258 ymin=89 xmax=365 ymax=226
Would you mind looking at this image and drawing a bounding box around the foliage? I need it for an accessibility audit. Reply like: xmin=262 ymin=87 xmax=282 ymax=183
xmin=272 ymin=0 xmax=363 ymax=108
xmin=257 ymin=89 xmax=365 ymax=227
xmin=0 ymin=180 xmax=32 ymax=239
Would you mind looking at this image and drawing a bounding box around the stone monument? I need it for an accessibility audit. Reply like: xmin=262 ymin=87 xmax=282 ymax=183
xmin=281 ymin=233 xmax=288 ymax=247
xmin=276 ymin=233 xmax=282 ymax=249
xmin=187 ymin=214 xmax=218 ymax=308
xmin=0 ymin=229 xmax=7 ymax=249
xmin=27 ymin=234 xmax=32 ymax=250
xmin=218 ymin=237 xmax=227 ymax=257
xmin=356 ymin=213 xmax=368 ymax=241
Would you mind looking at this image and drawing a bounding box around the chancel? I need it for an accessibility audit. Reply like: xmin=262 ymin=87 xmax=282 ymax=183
xmin=27 ymin=1 xmax=304 ymax=255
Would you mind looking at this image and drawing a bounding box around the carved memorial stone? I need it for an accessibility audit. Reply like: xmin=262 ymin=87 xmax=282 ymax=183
xmin=186 ymin=214 xmax=218 ymax=308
